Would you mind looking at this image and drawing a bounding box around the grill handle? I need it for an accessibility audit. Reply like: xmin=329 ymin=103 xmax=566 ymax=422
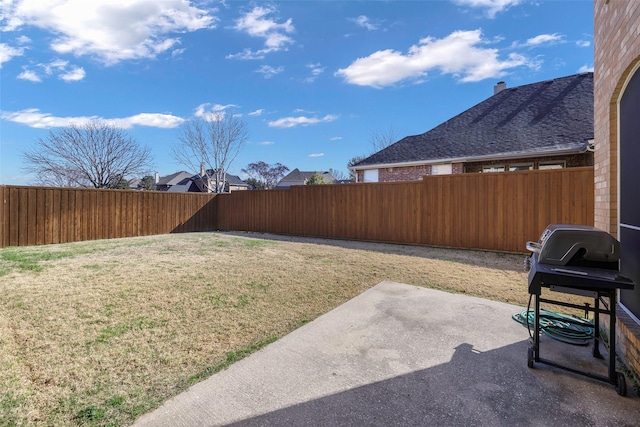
xmin=526 ymin=241 xmax=541 ymax=253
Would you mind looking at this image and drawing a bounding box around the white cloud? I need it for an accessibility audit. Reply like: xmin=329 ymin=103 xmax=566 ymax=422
xmin=110 ymin=113 xmax=184 ymax=129
xmin=42 ymin=58 xmax=69 ymax=74
xmin=268 ymin=114 xmax=338 ymax=128
xmin=255 ymin=64 xmax=284 ymax=78
xmin=578 ymin=64 xmax=594 ymax=73
xmin=349 ymin=15 xmax=379 ymax=31
xmin=308 ymin=153 xmax=324 ymax=158
xmin=193 ymin=103 xmax=239 ymax=121
xmin=577 ymin=40 xmax=591 ymax=48
xmin=336 ymin=29 xmax=533 ymax=88
xmin=59 ymin=66 xmax=85 ymax=81
xmin=248 ymin=109 xmax=264 ymax=116
xmin=14 ymin=58 xmax=85 ymax=82
xmin=17 ymin=68 xmax=41 ymax=82
xmin=1 ymin=108 xmax=184 ymax=129
xmin=229 ymin=6 xmax=294 ymax=59
xmin=226 ymin=48 xmax=270 ymax=60
xmin=1 ymin=0 xmax=217 ymax=65
xmin=256 ymin=140 xmax=274 ymax=145
xmin=304 ymin=62 xmax=325 ymax=83
xmin=171 ymin=48 xmax=186 ymax=58
xmin=16 ymin=35 xmax=31 ymax=44
xmin=523 ymin=33 xmax=564 ymax=47
xmin=330 ymin=136 xmax=343 ymax=141
xmin=0 ymin=42 xmax=24 ymax=67
xmin=0 ymin=108 xmax=98 ymax=128
xmin=452 ymin=0 xmax=521 ymax=18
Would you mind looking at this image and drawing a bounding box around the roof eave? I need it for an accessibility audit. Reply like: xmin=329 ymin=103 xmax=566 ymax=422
xmin=348 ymin=145 xmax=589 ymax=171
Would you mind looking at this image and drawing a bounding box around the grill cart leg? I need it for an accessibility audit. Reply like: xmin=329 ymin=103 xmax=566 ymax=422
xmin=593 ymin=294 xmax=603 ymax=359
xmin=607 ymin=290 xmax=627 ymax=396
xmin=528 ymin=292 xmax=541 ymax=367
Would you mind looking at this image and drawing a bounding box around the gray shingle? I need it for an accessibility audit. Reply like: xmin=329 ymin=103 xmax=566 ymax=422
xmin=355 ymin=72 xmax=593 ymax=167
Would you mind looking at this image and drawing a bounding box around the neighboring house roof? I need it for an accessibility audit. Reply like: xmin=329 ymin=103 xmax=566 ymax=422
xmin=225 ymin=173 xmax=250 ymax=187
xmin=157 ymin=171 xmax=193 ymax=187
xmin=166 ymin=177 xmax=202 ymax=193
xmin=276 ymin=169 xmax=336 ymax=188
xmin=353 ymin=72 xmax=594 ymax=169
xmin=156 ymin=170 xmax=249 ymax=193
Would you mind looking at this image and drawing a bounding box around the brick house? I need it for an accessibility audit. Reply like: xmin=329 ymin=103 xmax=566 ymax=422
xmin=155 ymin=170 xmax=249 ymax=193
xmin=350 ymin=73 xmax=594 ymax=183
xmin=594 ymin=1 xmax=640 ymax=384
xmin=275 ymin=169 xmax=336 ymax=188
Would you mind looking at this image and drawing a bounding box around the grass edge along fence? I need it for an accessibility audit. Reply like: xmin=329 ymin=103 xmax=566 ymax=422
xmin=1 ymin=167 xmax=594 ymax=252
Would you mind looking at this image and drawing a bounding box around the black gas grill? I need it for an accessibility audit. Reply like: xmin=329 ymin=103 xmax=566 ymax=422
xmin=525 ymin=224 xmax=635 ymax=396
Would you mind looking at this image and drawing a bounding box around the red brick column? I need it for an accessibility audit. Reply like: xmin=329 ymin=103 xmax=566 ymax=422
xmin=594 ymin=0 xmax=640 ymax=237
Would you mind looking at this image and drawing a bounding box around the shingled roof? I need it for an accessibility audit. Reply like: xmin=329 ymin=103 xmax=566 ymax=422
xmin=354 ymin=72 xmax=593 ymax=168
xmin=275 ymin=169 xmax=336 ymax=188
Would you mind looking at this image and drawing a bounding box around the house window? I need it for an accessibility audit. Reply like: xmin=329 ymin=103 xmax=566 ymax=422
xmin=509 ymin=163 xmax=533 ymax=171
xmin=482 ymin=165 xmax=505 ymax=173
xmin=538 ymin=161 xmax=565 ymax=170
xmin=431 ymin=163 xmax=452 ymax=175
xmin=363 ymin=169 xmax=379 ymax=182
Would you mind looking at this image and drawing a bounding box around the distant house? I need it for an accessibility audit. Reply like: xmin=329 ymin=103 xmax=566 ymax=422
xmin=155 ymin=170 xmax=249 ymax=193
xmin=350 ymin=72 xmax=594 ymax=183
xmin=155 ymin=171 xmax=194 ymax=191
xmin=275 ymin=169 xmax=336 ymax=188
xmin=224 ymin=174 xmax=251 ymax=192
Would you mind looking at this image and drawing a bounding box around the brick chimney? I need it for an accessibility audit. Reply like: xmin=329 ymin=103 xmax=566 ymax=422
xmin=494 ymin=81 xmax=507 ymax=95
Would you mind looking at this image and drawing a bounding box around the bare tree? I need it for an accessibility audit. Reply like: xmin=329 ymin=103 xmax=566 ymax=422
xmin=329 ymin=168 xmax=349 ymax=182
xmin=346 ymin=126 xmax=399 ymax=181
xmin=22 ymin=121 xmax=153 ymax=188
xmin=241 ymin=161 xmax=289 ymax=189
xmin=347 ymin=155 xmax=366 ymax=180
xmin=370 ymin=125 xmax=398 ymax=152
xmin=173 ymin=113 xmax=248 ymax=193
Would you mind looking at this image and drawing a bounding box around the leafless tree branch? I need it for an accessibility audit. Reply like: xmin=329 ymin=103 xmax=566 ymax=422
xmin=172 ymin=113 xmax=248 ymax=193
xmin=22 ymin=121 xmax=153 ymax=188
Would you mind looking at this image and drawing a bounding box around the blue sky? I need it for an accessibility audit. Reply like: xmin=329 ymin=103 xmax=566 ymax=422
xmin=0 ymin=0 xmax=593 ymax=185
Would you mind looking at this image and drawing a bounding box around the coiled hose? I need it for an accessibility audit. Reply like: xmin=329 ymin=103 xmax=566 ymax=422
xmin=513 ymin=299 xmax=594 ymax=346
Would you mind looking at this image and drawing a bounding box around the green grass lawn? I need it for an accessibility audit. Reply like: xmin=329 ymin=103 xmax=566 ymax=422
xmin=0 ymin=232 xmax=530 ymax=426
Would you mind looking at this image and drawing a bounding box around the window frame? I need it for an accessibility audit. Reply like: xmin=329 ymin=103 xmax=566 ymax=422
xmin=538 ymin=161 xmax=566 ymax=170
xmin=482 ymin=165 xmax=505 ymax=173
xmin=508 ymin=163 xmax=534 ymax=172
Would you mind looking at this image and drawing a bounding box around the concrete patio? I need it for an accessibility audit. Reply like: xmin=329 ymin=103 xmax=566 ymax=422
xmin=135 ymin=281 xmax=640 ymax=426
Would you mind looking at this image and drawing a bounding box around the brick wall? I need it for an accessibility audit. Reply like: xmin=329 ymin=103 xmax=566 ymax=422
xmin=356 ymin=154 xmax=591 ymax=182
xmin=594 ymin=0 xmax=640 ymax=384
xmin=378 ymin=165 xmax=431 ymax=182
xmin=594 ymin=0 xmax=640 ymax=237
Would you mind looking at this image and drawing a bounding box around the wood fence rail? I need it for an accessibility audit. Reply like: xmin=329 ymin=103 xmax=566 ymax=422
xmin=1 ymin=168 xmax=594 ymax=252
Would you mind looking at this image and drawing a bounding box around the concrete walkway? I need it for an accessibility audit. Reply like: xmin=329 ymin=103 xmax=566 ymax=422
xmin=135 ymin=281 xmax=640 ymax=426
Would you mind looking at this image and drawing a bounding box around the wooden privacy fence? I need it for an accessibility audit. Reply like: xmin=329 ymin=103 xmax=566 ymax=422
xmin=0 ymin=186 xmax=217 ymax=248
xmin=216 ymin=168 xmax=595 ymax=253
xmin=1 ymin=168 xmax=594 ymax=252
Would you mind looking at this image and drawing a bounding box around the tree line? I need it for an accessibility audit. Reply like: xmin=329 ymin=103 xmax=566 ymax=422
xmin=22 ymin=118 xmax=393 ymax=190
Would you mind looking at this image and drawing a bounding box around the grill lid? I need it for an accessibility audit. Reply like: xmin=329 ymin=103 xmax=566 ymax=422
xmin=527 ymin=224 xmax=620 ymax=267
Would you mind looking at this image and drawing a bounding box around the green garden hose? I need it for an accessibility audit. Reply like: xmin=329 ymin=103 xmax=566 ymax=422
xmin=512 ymin=307 xmax=594 ymax=346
